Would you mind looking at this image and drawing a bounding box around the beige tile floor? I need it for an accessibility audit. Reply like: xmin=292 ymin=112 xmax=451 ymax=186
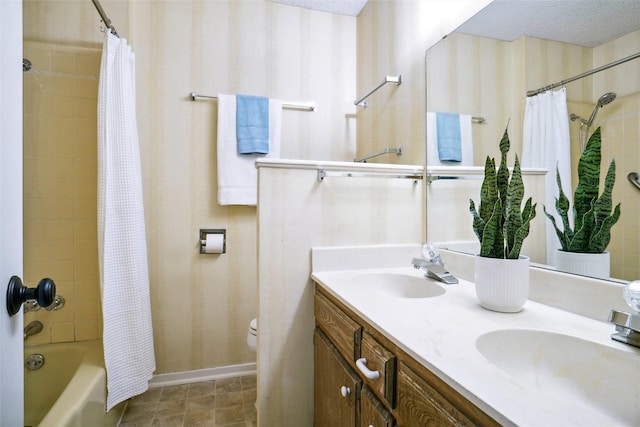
xmin=119 ymin=375 xmax=257 ymax=427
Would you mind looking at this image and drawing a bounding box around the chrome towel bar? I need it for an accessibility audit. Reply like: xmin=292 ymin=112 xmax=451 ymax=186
xmin=189 ymin=92 xmax=315 ymax=112
xmin=354 ymin=147 xmax=403 ymax=163
xmin=354 ymin=75 xmax=402 ymax=108
xmin=317 ymin=169 xmax=422 ymax=183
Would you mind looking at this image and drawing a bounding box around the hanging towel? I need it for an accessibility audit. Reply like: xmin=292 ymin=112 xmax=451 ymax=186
xmin=217 ymin=94 xmax=281 ymax=205
xmin=427 ymin=112 xmax=474 ymax=166
xmin=236 ymin=94 xmax=270 ymax=154
xmin=436 ymin=112 xmax=462 ymax=161
xmin=97 ymin=31 xmax=155 ymax=412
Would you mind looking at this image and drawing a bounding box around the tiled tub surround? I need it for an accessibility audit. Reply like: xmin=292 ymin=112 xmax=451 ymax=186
xmin=311 ymin=244 xmax=640 ymax=426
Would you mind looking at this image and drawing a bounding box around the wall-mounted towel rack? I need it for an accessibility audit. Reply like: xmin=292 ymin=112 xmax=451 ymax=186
xmin=189 ymin=92 xmax=315 ymax=112
xmin=354 ymin=75 xmax=402 ymax=108
xmin=426 ymin=166 xmax=547 ymax=184
xmin=317 ymin=169 xmax=422 ymax=183
xmin=354 ymin=147 xmax=403 ymax=163
xmin=628 ymin=172 xmax=640 ymax=192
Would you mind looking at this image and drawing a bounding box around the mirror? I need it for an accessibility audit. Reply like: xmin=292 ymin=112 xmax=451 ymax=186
xmin=426 ymin=0 xmax=640 ymax=282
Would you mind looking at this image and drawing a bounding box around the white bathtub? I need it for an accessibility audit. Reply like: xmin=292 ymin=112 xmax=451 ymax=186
xmin=24 ymin=340 xmax=125 ymax=427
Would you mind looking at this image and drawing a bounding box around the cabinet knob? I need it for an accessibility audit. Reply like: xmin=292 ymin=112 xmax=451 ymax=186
xmin=356 ymin=357 xmax=380 ymax=379
xmin=340 ymin=386 xmax=350 ymax=397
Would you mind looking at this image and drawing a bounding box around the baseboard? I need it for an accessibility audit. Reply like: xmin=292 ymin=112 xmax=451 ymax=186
xmin=148 ymin=362 xmax=257 ymax=388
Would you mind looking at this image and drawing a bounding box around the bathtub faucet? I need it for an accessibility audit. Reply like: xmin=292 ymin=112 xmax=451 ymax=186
xmin=24 ymin=320 xmax=44 ymax=341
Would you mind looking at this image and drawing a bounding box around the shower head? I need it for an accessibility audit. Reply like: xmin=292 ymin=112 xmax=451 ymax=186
xmin=588 ymin=92 xmax=617 ymax=125
xmin=597 ymin=92 xmax=617 ymax=108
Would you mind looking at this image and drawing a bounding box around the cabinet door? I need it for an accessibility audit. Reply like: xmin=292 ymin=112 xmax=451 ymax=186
xmin=315 ymin=329 xmax=361 ymax=426
xmin=360 ymin=385 xmax=395 ymax=427
xmin=359 ymin=332 xmax=396 ymax=408
xmin=396 ymin=361 xmax=473 ymax=427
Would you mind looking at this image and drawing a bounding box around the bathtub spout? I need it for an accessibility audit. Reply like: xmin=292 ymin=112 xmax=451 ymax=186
xmin=24 ymin=320 xmax=43 ymax=340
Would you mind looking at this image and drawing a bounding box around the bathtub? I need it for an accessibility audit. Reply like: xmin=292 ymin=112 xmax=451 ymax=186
xmin=24 ymin=340 xmax=125 ymax=427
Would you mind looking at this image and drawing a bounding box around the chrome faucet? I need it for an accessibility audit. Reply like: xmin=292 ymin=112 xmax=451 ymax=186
xmin=24 ymin=320 xmax=44 ymax=341
xmin=412 ymin=243 xmax=458 ymax=285
xmin=608 ymin=280 xmax=640 ymax=348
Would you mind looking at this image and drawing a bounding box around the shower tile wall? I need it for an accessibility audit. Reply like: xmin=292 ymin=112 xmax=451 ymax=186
xmin=23 ymin=41 xmax=102 ymax=345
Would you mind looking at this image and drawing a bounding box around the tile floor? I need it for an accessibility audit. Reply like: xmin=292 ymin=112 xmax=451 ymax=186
xmin=119 ymin=375 xmax=257 ymax=427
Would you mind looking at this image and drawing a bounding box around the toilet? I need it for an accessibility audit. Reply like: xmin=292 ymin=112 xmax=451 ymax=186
xmin=247 ymin=318 xmax=257 ymax=352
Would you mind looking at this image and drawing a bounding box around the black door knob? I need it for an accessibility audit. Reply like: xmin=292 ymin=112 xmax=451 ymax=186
xmin=6 ymin=276 xmax=56 ymax=317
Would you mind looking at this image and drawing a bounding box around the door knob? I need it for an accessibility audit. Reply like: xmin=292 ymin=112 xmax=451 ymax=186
xmin=6 ymin=276 xmax=56 ymax=317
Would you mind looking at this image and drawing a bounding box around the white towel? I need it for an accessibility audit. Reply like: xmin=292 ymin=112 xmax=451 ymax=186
xmin=427 ymin=112 xmax=474 ymax=166
xmin=98 ymin=31 xmax=155 ymax=411
xmin=217 ymin=94 xmax=282 ymax=205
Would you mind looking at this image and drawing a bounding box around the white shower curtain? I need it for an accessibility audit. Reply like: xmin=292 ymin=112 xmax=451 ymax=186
xmin=98 ymin=31 xmax=155 ymax=411
xmin=522 ymin=88 xmax=572 ymax=266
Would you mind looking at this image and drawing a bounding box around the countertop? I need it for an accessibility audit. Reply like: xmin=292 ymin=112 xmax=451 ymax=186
xmin=311 ymin=245 xmax=640 ymax=426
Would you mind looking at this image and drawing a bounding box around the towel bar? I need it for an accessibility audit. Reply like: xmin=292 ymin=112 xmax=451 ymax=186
xmin=317 ymin=169 xmax=422 ymax=183
xmin=189 ymin=92 xmax=315 ymax=112
xmin=354 ymin=147 xmax=403 ymax=163
xmin=354 ymin=75 xmax=402 ymax=108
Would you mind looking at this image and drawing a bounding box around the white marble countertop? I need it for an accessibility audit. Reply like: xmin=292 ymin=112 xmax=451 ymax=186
xmin=311 ymin=245 xmax=640 ymax=426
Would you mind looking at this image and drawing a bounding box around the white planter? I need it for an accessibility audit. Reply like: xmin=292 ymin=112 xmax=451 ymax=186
xmin=555 ymin=250 xmax=610 ymax=280
xmin=474 ymin=256 xmax=530 ymax=313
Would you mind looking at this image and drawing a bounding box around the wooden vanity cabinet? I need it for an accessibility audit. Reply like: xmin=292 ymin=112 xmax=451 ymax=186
xmin=314 ymin=329 xmax=361 ymax=426
xmin=314 ymin=286 xmax=499 ymax=427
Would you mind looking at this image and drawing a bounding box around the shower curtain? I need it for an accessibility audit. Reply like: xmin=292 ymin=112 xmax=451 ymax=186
xmin=522 ymin=88 xmax=572 ymax=266
xmin=98 ymin=31 xmax=155 ymax=411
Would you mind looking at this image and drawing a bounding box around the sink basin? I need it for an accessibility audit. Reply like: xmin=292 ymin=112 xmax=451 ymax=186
xmin=352 ymin=273 xmax=445 ymax=299
xmin=476 ymin=329 xmax=640 ymax=424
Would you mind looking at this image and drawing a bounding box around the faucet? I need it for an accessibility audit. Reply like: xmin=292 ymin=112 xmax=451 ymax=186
xmin=411 ymin=243 xmax=459 ymax=285
xmin=608 ymin=280 xmax=640 ymax=348
xmin=24 ymin=320 xmax=44 ymax=341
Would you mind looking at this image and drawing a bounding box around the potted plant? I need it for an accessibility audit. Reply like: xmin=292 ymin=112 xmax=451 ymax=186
xmin=469 ymin=126 xmax=537 ymax=312
xmin=544 ymin=127 xmax=620 ymax=279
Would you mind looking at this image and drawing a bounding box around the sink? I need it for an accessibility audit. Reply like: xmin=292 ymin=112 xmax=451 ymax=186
xmin=476 ymin=329 xmax=640 ymax=424
xmin=351 ymin=273 xmax=445 ymax=299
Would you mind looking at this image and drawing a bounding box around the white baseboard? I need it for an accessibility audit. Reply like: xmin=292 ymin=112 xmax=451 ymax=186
xmin=148 ymin=362 xmax=256 ymax=388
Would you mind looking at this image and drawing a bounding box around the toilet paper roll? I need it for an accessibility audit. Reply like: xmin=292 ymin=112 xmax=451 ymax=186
xmin=204 ymin=234 xmax=225 ymax=254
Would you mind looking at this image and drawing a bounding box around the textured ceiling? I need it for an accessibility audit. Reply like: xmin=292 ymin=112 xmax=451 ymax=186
xmin=456 ymin=0 xmax=640 ymax=47
xmin=267 ymin=0 xmax=368 ymax=16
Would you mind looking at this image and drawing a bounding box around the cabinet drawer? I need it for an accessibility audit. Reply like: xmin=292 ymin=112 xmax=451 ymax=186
xmin=315 ymin=291 xmax=362 ymax=360
xmin=358 ymin=332 xmax=396 ymax=408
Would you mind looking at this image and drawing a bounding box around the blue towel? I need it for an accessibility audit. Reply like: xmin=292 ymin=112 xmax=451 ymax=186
xmin=236 ymin=94 xmax=269 ymax=154
xmin=436 ymin=112 xmax=462 ymax=162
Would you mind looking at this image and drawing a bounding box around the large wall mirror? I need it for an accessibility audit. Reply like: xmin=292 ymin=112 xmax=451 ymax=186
xmin=426 ymin=0 xmax=640 ymax=283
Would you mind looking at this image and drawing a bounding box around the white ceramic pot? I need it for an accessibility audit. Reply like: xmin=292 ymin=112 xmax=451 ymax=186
xmin=474 ymin=255 xmax=530 ymax=313
xmin=555 ymin=250 xmax=610 ymax=280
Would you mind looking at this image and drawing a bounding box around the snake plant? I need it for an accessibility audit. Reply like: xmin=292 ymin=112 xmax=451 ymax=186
xmin=544 ymin=127 xmax=620 ymax=253
xmin=469 ymin=127 xmax=537 ymax=259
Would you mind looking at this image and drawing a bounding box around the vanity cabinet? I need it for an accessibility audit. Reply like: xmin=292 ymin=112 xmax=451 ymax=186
xmin=314 ymin=285 xmax=499 ymax=427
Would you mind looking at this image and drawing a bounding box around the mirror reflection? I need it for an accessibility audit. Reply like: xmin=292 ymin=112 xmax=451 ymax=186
xmin=425 ymin=0 xmax=640 ymax=282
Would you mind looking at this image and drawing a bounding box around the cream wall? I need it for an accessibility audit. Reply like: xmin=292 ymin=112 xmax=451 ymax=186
xmin=355 ymin=0 xmax=492 ymax=166
xmin=24 ymin=0 xmax=356 ymax=375
xmin=256 ymin=160 xmax=424 ymax=426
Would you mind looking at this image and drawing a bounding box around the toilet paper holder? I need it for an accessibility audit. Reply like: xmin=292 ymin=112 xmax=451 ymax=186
xmin=199 ymin=229 xmax=226 ymax=254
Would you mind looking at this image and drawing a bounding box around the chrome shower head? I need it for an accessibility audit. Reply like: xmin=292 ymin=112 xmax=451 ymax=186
xmin=597 ymin=92 xmax=617 ymax=108
xmin=588 ymin=92 xmax=616 ymax=125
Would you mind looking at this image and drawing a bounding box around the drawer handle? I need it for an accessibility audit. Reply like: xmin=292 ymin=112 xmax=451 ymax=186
xmin=340 ymin=386 xmax=350 ymax=397
xmin=356 ymin=357 xmax=380 ymax=379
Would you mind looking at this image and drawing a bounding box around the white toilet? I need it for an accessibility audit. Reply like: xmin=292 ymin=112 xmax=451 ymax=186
xmin=247 ymin=318 xmax=257 ymax=352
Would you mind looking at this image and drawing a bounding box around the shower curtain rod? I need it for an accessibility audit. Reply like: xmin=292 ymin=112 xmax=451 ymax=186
xmin=91 ymin=0 xmax=119 ymax=37
xmin=527 ymin=50 xmax=640 ymax=97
